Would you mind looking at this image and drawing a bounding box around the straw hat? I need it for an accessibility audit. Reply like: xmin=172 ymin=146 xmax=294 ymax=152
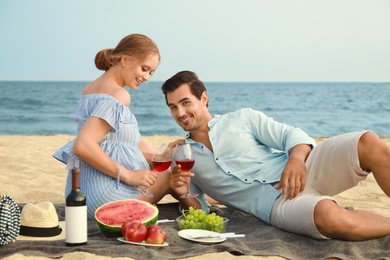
xmin=17 ymin=201 xmax=65 ymax=241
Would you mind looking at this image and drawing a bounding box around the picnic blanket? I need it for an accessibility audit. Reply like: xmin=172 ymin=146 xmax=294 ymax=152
xmin=2 ymin=203 xmax=390 ymax=260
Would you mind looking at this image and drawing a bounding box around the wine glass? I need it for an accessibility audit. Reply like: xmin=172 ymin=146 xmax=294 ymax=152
xmin=139 ymin=143 xmax=173 ymax=197
xmin=174 ymin=143 xmax=198 ymax=198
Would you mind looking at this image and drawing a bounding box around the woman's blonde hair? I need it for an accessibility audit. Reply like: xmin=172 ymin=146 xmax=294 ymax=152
xmin=94 ymin=34 xmax=160 ymax=71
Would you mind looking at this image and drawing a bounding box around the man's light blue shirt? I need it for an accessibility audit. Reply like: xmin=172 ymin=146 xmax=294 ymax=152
xmin=186 ymin=108 xmax=316 ymax=224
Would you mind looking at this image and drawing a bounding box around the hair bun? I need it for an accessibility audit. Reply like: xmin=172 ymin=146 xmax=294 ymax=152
xmin=94 ymin=48 xmax=113 ymax=71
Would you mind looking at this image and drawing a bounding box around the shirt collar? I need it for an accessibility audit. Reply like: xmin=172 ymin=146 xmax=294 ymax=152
xmin=208 ymin=114 xmax=221 ymax=129
xmin=185 ymin=114 xmax=221 ymax=142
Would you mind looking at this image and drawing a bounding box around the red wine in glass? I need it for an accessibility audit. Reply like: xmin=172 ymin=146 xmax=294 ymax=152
xmin=174 ymin=144 xmax=198 ymax=198
xmin=139 ymin=143 xmax=172 ymax=198
xmin=175 ymin=159 xmax=195 ymax=172
xmin=152 ymin=160 xmax=172 ymax=172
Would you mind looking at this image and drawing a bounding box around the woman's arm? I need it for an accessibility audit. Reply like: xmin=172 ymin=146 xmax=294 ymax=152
xmin=138 ymin=138 xmax=156 ymax=169
xmin=73 ymin=116 xmax=156 ymax=187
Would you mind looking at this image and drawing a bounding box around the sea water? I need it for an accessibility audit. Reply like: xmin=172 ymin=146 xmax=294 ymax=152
xmin=0 ymin=81 xmax=389 ymax=137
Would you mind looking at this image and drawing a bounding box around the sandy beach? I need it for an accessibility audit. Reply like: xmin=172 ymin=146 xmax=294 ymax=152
xmin=1 ymin=134 xmax=390 ymax=260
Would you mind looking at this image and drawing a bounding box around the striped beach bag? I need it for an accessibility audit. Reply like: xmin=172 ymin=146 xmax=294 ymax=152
xmin=0 ymin=195 xmax=21 ymax=245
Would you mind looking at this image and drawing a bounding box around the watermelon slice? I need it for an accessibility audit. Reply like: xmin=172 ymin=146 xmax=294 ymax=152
xmin=95 ymin=199 xmax=159 ymax=238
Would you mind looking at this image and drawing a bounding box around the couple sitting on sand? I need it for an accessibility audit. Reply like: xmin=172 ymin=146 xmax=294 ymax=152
xmin=53 ymin=33 xmax=390 ymax=241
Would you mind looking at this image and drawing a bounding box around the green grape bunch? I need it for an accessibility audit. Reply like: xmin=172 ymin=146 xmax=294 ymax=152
xmin=178 ymin=207 xmax=226 ymax=232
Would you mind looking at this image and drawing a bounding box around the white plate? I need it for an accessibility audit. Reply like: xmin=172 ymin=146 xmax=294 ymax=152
xmin=117 ymin=237 xmax=169 ymax=247
xmin=178 ymin=229 xmax=226 ymax=244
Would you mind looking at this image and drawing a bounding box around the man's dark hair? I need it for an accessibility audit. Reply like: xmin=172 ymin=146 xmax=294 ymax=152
xmin=161 ymin=70 xmax=208 ymax=107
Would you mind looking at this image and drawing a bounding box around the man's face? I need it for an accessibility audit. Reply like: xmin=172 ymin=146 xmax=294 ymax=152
xmin=166 ymin=84 xmax=208 ymax=132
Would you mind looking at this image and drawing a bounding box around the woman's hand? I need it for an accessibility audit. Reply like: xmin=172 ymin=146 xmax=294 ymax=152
xmin=126 ymin=169 xmax=157 ymax=187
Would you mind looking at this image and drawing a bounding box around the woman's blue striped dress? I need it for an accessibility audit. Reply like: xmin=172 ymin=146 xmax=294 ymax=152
xmin=53 ymin=94 xmax=149 ymax=219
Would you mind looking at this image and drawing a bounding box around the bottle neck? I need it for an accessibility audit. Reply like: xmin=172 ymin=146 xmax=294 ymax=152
xmin=71 ymin=168 xmax=81 ymax=190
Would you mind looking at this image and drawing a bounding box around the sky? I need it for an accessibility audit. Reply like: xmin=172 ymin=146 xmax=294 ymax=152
xmin=1 ymin=0 xmax=389 ymax=82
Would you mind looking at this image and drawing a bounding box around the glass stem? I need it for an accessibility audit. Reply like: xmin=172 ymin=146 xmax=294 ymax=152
xmin=186 ymin=177 xmax=191 ymax=193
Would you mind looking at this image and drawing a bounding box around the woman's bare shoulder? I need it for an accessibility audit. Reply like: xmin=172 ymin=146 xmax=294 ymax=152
xmin=111 ymin=87 xmax=130 ymax=106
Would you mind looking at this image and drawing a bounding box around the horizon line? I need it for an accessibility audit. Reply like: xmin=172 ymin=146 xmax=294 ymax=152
xmin=0 ymin=80 xmax=389 ymax=84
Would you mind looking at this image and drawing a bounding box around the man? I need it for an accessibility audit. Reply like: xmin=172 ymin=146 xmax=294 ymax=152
xmin=162 ymin=70 xmax=390 ymax=241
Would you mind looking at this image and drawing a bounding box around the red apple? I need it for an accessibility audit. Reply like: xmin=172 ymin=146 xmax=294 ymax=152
xmin=121 ymin=221 xmax=133 ymax=237
xmin=145 ymin=225 xmax=167 ymax=244
xmin=123 ymin=221 xmax=148 ymax=243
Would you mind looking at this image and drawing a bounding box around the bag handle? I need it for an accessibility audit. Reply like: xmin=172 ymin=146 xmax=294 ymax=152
xmin=0 ymin=194 xmax=21 ymax=246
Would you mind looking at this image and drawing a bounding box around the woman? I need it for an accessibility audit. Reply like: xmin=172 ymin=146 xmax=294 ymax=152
xmin=53 ymin=34 xmax=169 ymax=219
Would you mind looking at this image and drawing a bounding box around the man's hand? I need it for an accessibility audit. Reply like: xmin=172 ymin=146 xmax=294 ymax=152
xmin=275 ymin=158 xmax=307 ymax=199
xmin=168 ymin=139 xmax=185 ymax=150
xmin=169 ymin=165 xmax=201 ymax=210
xmin=170 ymin=165 xmax=194 ymax=196
xmin=275 ymin=144 xmax=312 ymax=199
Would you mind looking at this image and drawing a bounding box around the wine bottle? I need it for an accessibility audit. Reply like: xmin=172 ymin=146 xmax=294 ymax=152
xmin=65 ymin=168 xmax=87 ymax=246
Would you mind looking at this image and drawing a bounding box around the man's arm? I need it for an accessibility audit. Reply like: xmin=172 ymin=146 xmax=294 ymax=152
xmin=275 ymin=144 xmax=312 ymax=199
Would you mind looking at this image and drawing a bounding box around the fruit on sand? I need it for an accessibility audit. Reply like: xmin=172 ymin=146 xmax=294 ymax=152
xmin=95 ymin=199 xmax=159 ymax=238
xmin=145 ymin=225 xmax=167 ymax=244
xmin=123 ymin=221 xmax=148 ymax=243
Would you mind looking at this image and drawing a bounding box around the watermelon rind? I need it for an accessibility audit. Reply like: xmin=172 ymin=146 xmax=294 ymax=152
xmin=95 ymin=199 xmax=159 ymax=238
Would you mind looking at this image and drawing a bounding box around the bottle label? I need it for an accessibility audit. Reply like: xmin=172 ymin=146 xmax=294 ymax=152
xmin=65 ymin=206 xmax=88 ymax=244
